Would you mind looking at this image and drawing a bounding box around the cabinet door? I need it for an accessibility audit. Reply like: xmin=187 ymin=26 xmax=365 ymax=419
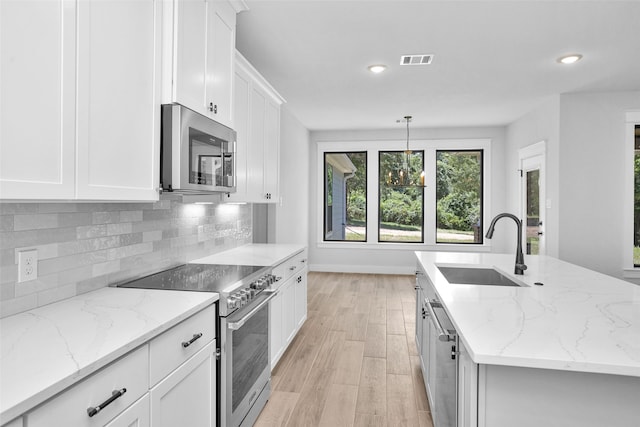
xmin=0 ymin=0 xmax=75 ymax=199
xmin=294 ymin=271 xmax=307 ymax=330
xmin=150 ymin=341 xmax=215 ymax=427
xmin=205 ymin=0 xmax=235 ymax=128
xmin=248 ymin=86 xmax=267 ymax=201
xmin=282 ymin=278 xmax=296 ymax=345
xmin=76 ymin=0 xmax=161 ymax=201
xmin=227 ymin=65 xmax=251 ymax=202
xmin=104 ymin=395 xmax=150 ymax=427
xmin=173 ymin=0 xmax=207 ymax=114
xmin=269 ymin=290 xmax=284 ymax=369
xmin=415 ymin=285 xmax=423 ymax=354
xmin=457 ymin=341 xmax=478 ymax=427
xmin=263 ymin=98 xmax=280 ymax=201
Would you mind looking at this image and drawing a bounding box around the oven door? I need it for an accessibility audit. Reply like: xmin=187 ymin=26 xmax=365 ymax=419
xmin=220 ymin=291 xmax=276 ymax=427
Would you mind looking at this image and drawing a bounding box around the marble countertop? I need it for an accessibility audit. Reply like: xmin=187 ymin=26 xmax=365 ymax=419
xmin=191 ymin=243 xmax=306 ymax=266
xmin=415 ymin=252 xmax=640 ymax=377
xmin=0 ymin=287 xmax=217 ymax=423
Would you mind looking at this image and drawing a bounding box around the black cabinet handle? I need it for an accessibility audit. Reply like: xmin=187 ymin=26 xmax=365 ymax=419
xmin=182 ymin=332 xmax=203 ymax=348
xmin=87 ymin=388 xmax=127 ymax=417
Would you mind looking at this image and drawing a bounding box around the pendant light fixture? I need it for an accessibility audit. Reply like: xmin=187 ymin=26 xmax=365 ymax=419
xmin=385 ymin=115 xmax=426 ymax=187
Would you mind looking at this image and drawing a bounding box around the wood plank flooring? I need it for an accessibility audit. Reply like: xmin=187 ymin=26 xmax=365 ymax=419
xmin=255 ymin=272 xmax=434 ymax=427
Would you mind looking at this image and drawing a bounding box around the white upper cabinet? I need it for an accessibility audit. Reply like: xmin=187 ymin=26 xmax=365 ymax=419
xmin=0 ymin=0 xmax=161 ymax=201
xmin=76 ymin=0 xmax=161 ymax=201
xmin=228 ymin=52 xmax=284 ymax=203
xmin=164 ymin=0 xmax=239 ymax=129
xmin=0 ymin=0 xmax=76 ymax=199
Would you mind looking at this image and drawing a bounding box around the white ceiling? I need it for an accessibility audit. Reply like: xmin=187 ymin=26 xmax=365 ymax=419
xmin=235 ymin=0 xmax=640 ymax=131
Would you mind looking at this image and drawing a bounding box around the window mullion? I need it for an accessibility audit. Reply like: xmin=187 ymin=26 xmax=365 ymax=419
xmin=424 ymin=147 xmax=437 ymax=245
xmin=367 ymin=149 xmax=380 ymax=244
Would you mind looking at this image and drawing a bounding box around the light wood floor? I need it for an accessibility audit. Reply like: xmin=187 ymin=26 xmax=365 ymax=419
xmin=255 ymin=272 xmax=434 ymax=427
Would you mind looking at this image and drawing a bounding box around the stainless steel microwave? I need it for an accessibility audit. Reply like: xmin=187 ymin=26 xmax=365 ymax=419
xmin=161 ymin=103 xmax=236 ymax=194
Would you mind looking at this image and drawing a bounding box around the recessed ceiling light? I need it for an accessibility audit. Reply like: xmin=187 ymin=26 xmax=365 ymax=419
xmin=557 ymin=54 xmax=583 ymax=64
xmin=368 ymin=64 xmax=387 ymax=74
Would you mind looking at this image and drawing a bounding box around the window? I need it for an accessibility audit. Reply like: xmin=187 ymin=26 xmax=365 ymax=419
xmin=436 ymin=150 xmax=483 ymax=244
xmin=323 ymin=152 xmax=367 ymax=241
xmin=634 ymin=125 xmax=640 ymax=266
xmin=318 ymin=139 xmax=489 ymax=247
xmin=378 ymin=151 xmax=424 ymax=242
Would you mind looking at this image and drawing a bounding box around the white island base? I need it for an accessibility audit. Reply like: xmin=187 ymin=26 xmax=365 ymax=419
xmin=458 ymin=348 xmax=640 ymax=427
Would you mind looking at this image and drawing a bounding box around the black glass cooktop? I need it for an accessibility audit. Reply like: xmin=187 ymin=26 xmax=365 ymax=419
xmin=117 ymin=263 xmax=266 ymax=293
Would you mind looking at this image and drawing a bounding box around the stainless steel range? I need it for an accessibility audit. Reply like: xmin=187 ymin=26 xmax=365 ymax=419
xmin=118 ymin=263 xmax=278 ymax=427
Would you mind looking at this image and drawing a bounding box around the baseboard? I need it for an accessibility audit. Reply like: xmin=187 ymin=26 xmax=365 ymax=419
xmin=308 ymin=263 xmax=415 ymax=275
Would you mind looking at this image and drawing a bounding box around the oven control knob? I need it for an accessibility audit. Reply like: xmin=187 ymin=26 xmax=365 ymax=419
xmin=247 ymin=288 xmax=256 ymax=298
xmin=249 ymin=281 xmax=258 ymax=289
xmin=227 ymin=296 xmax=239 ymax=309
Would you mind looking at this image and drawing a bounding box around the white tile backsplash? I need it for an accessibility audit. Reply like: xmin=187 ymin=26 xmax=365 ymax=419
xmin=0 ymin=199 xmax=252 ymax=317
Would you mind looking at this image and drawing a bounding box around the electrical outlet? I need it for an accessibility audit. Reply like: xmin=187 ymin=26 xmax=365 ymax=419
xmin=18 ymin=249 xmax=38 ymax=283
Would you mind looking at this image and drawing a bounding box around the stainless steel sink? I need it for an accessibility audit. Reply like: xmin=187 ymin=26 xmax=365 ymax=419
xmin=436 ymin=265 xmax=526 ymax=287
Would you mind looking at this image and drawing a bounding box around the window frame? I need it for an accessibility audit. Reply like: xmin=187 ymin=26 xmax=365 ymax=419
xmin=317 ymin=139 xmax=492 ymax=251
xmin=377 ymin=150 xmax=425 ymax=243
xmin=624 ymin=112 xmax=640 ymax=278
xmin=323 ymin=151 xmax=368 ymax=242
xmin=435 ymin=149 xmax=484 ymax=245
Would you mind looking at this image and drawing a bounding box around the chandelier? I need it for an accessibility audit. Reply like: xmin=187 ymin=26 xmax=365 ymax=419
xmin=385 ymin=115 xmax=426 ymax=187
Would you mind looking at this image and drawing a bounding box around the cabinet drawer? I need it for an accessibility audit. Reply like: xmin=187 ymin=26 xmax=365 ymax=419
xmin=27 ymin=345 xmax=149 ymax=427
xmin=273 ymin=250 xmax=308 ymax=287
xmin=149 ymin=304 xmax=215 ymax=386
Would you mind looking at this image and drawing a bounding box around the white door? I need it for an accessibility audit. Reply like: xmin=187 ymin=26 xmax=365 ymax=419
xmin=519 ymin=142 xmax=546 ymax=255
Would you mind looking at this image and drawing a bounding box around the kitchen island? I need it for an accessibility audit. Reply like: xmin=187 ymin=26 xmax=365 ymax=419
xmin=415 ymin=251 xmax=640 ymax=427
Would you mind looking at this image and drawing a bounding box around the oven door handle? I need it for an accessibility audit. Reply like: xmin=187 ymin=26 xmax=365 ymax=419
xmin=227 ymin=290 xmax=278 ymax=331
xmin=425 ymin=299 xmax=456 ymax=342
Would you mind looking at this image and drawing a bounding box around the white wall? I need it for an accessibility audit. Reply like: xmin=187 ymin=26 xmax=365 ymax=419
xmin=309 ymin=126 xmax=509 ymax=274
xmin=505 ymin=90 xmax=640 ymax=280
xmin=558 ymin=91 xmax=640 ymax=278
xmin=275 ymin=106 xmax=310 ymax=244
xmin=505 ymin=96 xmax=561 ymax=257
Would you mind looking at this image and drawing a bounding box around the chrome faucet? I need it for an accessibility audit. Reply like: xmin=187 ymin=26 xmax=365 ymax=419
xmin=485 ymin=213 xmax=528 ymax=275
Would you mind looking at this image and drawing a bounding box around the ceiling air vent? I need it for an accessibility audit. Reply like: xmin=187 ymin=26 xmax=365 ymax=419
xmin=400 ymin=54 xmax=434 ymax=65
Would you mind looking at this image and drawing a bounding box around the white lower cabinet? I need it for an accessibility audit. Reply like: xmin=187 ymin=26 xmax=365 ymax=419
xmin=269 ymin=250 xmax=308 ymax=369
xmin=22 ymin=304 xmax=216 ymax=427
xmin=281 ymin=276 xmax=296 ymax=346
xmin=27 ymin=345 xmax=149 ymax=427
xmin=150 ymin=341 xmax=216 ymax=427
xmin=104 ymin=395 xmax=150 ymax=427
xmin=294 ymin=270 xmax=308 ymax=329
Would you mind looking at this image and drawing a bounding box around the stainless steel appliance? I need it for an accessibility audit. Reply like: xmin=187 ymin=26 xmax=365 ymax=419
xmin=423 ymin=296 xmax=458 ymax=427
xmin=161 ymin=103 xmax=237 ymax=194
xmin=117 ymin=263 xmax=278 ymax=427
